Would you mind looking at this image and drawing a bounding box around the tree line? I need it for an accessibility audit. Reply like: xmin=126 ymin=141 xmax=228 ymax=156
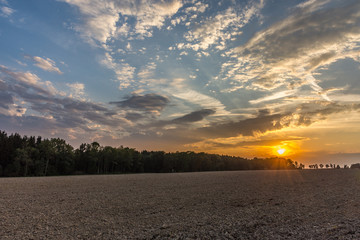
xmin=0 ymin=130 xmax=303 ymax=177
xmin=308 ymin=163 xmax=360 ymax=169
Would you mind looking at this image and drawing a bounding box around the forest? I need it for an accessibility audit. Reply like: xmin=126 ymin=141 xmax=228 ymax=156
xmin=0 ymin=130 xmax=304 ymax=177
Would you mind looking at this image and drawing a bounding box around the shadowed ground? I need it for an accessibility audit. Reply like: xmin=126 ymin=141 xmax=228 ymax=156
xmin=0 ymin=170 xmax=359 ymax=239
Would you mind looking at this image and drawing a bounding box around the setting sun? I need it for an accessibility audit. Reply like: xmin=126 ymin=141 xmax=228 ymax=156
xmin=277 ymin=149 xmax=286 ymax=155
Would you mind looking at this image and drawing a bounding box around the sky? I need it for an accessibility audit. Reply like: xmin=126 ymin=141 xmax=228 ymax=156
xmin=0 ymin=0 xmax=360 ymax=166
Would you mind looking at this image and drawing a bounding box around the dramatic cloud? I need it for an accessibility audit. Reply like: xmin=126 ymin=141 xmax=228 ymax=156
xmin=110 ymin=93 xmax=169 ymax=113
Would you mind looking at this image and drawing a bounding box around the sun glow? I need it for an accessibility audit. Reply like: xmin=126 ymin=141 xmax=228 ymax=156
xmin=277 ymin=148 xmax=286 ymax=155
xmin=272 ymin=144 xmax=290 ymax=156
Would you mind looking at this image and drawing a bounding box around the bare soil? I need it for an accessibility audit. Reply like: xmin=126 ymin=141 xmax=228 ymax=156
xmin=1 ymin=170 xmax=359 ymax=239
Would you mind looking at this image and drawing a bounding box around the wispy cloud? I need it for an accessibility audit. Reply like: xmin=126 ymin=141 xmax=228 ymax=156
xmin=250 ymin=90 xmax=297 ymax=104
xmin=100 ymin=52 xmax=135 ymax=89
xmin=29 ymin=56 xmax=63 ymax=74
xmin=221 ymin=0 xmax=360 ymax=100
xmin=172 ymin=89 xmax=228 ymax=114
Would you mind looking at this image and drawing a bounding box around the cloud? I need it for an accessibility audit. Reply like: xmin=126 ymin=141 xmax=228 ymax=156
xmin=149 ymin=108 xmax=216 ymax=129
xmin=295 ymin=0 xmax=331 ymax=13
xmin=189 ymin=136 xmax=306 ymax=151
xmin=0 ymin=65 xmax=129 ymax=139
xmin=237 ymin=1 xmax=360 ymax=65
xmin=217 ymin=0 xmax=360 ymax=107
xmin=0 ymin=80 xmax=13 ymax=110
xmin=179 ymin=0 xmax=264 ymax=52
xmin=0 ymin=6 xmax=14 ymax=17
xmin=100 ymin=52 xmax=135 ymax=89
xmin=169 ymin=1 xmax=208 ymax=28
xmin=222 ymin=0 xmax=360 ymax=97
xmin=133 ymin=0 xmax=182 ymax=38
xmin=250 ymin=90 xmax=297 ymax=104
xmin=172 ymin=109 xmax=215 ymax=123
xmin=62 ymin=0 xmax=183 ymax=45
xmin=0 ymin=65 xmax=41 ymax=85
xmin=183 ymin=8 xmax=237 ymax=51
xmin=195 ymin=111 xmax=284 ymax=139
xmin=137 ymin=62 xmax=157 ymax=79
xmin=32 ymin=56 xmax=63 ymax=74
xmin=168 ymin=87 xmax=229 ymax=116
xmin=124 ymin=112 xmax=145 ymax=122
xmin=66 ymin=82 xmax=85 ymax=99
xmin=328 ymin=94 xmax=360 ymax=102
xmin=15 ymin=60 xmax=27 ymax=67
xmin=184 ymin=1 xmax=208 ymax=14
xmin=110 ymin=93 xmax=169 ymax=113
xmin=137 ymin=78 xmax=231 ymax=120
xmin=139 ymin=101 xmax=360 ymax=149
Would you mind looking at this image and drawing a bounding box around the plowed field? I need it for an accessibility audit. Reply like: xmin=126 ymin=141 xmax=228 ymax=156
xmin=1 ymin=170 xmax=359 ymax=239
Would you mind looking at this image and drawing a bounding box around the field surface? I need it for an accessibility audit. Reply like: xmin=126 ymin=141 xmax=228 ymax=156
xmin=1 ymin=170 xmax=360 ymax=239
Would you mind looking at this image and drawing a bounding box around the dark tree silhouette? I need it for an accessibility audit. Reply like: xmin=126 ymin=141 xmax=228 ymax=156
xmin=0 ymin=130 xmax=304 ymax=177
xmin=350 ymin=163 xmax=360 ymax=169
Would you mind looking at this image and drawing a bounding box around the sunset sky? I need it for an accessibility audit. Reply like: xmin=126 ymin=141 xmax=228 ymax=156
xmin=1 ymin=0 xmax=360 ymax=166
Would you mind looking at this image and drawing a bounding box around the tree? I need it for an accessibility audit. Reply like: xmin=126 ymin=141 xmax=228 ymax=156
xmin=350 ymin=163 xmax=360 ymax=169
xmin=0 ymin=130 xmax=308 ymax=176
xmin=14 ymin=148 xmax=32 ymax=177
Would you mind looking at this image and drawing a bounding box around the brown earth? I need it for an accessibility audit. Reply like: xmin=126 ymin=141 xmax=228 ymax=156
xmin=0 ymin=170 xmax=359 ymax=239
